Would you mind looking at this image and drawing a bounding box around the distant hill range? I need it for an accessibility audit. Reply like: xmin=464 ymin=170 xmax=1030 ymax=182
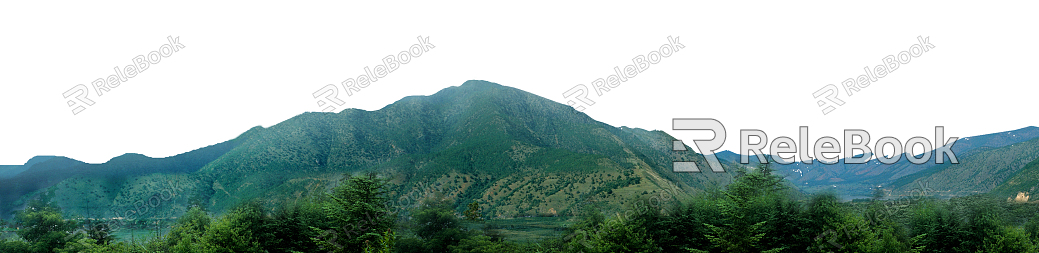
xmin=0 ymin=80 xmax=742 ymax=220
xmin=712 ymin=127 xmax=1039 ymax=201
xmin=2 ymin=80 xmax=1035 ymax=220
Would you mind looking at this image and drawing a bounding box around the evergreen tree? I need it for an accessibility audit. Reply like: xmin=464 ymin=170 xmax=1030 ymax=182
xmin=412 ymin=194 xmax=469 ymax=252
xmin=313 ymin=172 xmax=396 ymax=253
xmin=690 ymin=164 xmax=785 ymax=253
xmin=463 ymin=202 xmax=482 ymax=221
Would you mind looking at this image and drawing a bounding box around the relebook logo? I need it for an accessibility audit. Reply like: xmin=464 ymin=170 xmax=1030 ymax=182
xmin=812 ymin=36 xmax=936 ymax=115
xmin=670 ymin=118 xmax=959 ymax=173
xmin=562 ymin=36 xmax=685 ymax=111
xmin=312 ymin=36 xmax=436 ymax=112
xmin=61 ymin=36 xmax=186 ymax=115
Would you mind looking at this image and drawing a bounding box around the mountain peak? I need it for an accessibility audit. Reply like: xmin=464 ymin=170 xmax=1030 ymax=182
xmin=460 ymin=79 xmax=501 ymax=87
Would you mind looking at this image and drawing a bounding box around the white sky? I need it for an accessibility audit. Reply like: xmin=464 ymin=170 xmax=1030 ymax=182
xmin=1 ymin=1 xmax=1036 ymax=165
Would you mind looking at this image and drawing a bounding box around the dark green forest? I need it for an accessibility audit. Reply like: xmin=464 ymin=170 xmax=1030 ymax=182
xmin=5 ymin=81 xmax=1038 ymax=252
xmin=3 ymin=165 xmax=1039 ymax=253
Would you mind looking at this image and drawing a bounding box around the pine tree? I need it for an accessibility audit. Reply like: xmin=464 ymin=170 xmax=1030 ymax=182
xmin=689 ymin=164 xmax=784 ymax=253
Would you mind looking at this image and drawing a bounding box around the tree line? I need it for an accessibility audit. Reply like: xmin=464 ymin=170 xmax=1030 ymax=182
xmin=3 ymin=166 xmax=1039 ymax=252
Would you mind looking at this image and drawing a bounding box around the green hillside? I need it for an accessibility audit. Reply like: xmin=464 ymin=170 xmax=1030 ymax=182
xmin=0 ymin=130 xmax=251 ymax=219
xmin=747 ymin=127 xmax=1039 ymax=200
xmin=186 ymin=80 xmax=736 ymax=217
xmin=8 ymin=80 xmax=742 ymax=222
xmin=991 ymin=156 xmax=1039 ymax=201
xmin=3 ymin=80 xmax=1039 ymax=253
xmin=888 ymin=136 xmax=1039 ymax=198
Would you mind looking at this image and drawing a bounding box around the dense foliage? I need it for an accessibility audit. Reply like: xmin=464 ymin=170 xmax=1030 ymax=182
xmin=11 ymin=81 xmax=1039 ymax=253
xmin=3 ymin=166 xmax=1039 ymax=252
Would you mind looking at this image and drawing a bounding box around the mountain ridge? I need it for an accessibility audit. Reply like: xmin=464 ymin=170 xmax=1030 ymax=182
xmin=4 ymin=80 xmax=736 ymax=220
xmin=4 ymin=79 xmax=1037 ymax=221
xmin=710 ymin=126 xmax=1039 ymax=199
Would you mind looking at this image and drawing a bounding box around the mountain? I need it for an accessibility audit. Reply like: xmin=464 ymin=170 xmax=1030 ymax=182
xmin=890 ymin=136 xmax=1039 ymax=198
xmin=186 ymin=80 xmax=741 ymax=217
xmin=0 ymin=156 xmax=56 ymax=179
xmin=7 ymin=80 xmax=1038 ymax=221
xmin=3 ymin=80 xmax=743 ymax=220
xmin=0 ymin=134 xmax=248 ymax=219
xmin=991 ymin=156 xmax=1039 ymax=201
xmin=714 ymin=127 xmax=1039 ymax=199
